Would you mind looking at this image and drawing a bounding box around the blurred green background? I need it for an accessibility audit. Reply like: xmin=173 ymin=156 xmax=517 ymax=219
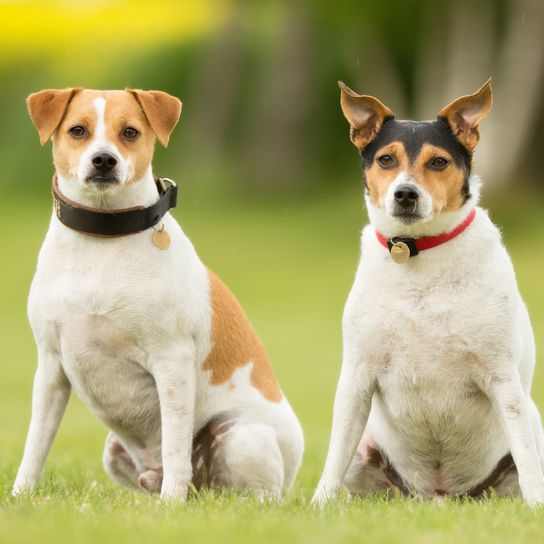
xmin=1 ymin=0 xmax=544 ymax=542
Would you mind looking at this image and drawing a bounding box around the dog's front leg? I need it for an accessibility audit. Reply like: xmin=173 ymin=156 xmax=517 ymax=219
xmin=12 ymin=351 xmax=71 ymax=495
xmin=312 ymin=349 xmax=376 ymax=505
xmin=528 ymin=398 xmax=544 ymax=470
xmin=487 ymin=371 xmax=544 ymax=506
xmin=151 ymin=342 xmax=196 ymax=501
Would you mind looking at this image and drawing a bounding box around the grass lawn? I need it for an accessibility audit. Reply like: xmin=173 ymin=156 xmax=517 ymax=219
xmin=1 ymin=181 xmax=544 ymax=543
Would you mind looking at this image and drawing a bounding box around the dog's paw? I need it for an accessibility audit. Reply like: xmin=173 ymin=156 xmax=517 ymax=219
xmin=521 ymin=479 xmax=544 ymax=508
xmin=524 ymin=495 xmax=544 ymax=508
xmin=159 ymin=480 xmax=189 ymax=502
xmin=311 ymin=485 xmax=338 ymax=508
xmin=523 ymin=488 xmax=544 ymax=508
xmin=11 ymin=486 xmax=24 ymax=498
xmin=11 ymin=479 xmax=34 ymax=497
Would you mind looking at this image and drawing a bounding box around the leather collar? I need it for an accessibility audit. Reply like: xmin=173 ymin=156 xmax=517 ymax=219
xmin=375 ymin=208 xmax=477 ymax=259
xmin=52 ymin=175 xmax=178 ymax=237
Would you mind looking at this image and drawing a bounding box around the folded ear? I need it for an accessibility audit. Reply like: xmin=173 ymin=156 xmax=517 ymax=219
xmin=438 ymin=78 xmax=493 ymax=151
xmin=128 ymin=89 xmax=182 ymax=147
xmin=27 ymin=88 xmax=81 ymax=145
xmin=339 ymin=81 xmax=393 ymax=150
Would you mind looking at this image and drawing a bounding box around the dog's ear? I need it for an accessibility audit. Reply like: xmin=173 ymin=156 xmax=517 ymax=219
xmin=438 ymin=79 xmax=493 ymax=151
xmin=339 ymin=81 xmax=393 ymax=150
xmin=27 ymin=88 xmax=81 ymax=145
xmin=128 ymin=90 xmax=182 ymax=147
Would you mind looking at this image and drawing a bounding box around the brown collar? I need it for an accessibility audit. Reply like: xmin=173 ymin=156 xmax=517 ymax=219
xmin=52 ymin=175 xmax=178 ymax=237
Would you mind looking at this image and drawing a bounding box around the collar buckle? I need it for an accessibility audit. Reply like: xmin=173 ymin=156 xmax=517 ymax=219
xmin=157 ymin=177 xmax=177 ymax=193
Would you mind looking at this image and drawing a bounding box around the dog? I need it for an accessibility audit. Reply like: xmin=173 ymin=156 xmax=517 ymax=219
xmin=12 ymin=88 xmax=303 ymax=500
xmin=313 ymin=79 xmax=544 ymax=506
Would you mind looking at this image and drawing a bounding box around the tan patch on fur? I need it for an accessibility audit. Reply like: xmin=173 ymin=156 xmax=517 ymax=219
xmin=412 ymin=144 xmax=466 ymax=212
xmin=51 ymin=90 xmax=156 ymax=183
xmin=102 ymin=91 xmax=156 ymax=182
xmin=365 ymin=142 xmax=466 ymax=212
xmin=506 ymin=400 xmax=522 ymax=416
xmin=203 ymin=269 xmax=282 ymax=403
xmin=52 ymin=92 xmax=98 ymax=180
xmin=365 ymin=142 xmax=407 ymax=206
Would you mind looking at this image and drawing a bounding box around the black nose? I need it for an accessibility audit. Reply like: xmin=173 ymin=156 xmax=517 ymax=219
xmin=91 ymin=152 xmax=118 ymax=173
xmin=394 ymin=184 xmax=419 ymax=208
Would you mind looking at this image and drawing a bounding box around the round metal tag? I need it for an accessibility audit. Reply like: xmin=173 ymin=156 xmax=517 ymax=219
xmin=390 ymin=241 xmax=411 ymax=264
xmin=152 ymin=225 xmax=171 ymax=250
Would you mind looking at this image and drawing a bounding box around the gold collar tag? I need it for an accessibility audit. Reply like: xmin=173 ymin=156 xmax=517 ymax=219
xmin=152 ymin=223 xmax=171 ymax=250
xmin=390 ymin=241 xmax=411 ymax=264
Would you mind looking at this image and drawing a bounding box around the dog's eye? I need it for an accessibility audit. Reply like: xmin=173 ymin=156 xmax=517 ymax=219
xmin=122 ymin=127 xmax=140 ymax=140
xmin=377 ymin=155 xmax=397 ymax=169
xmin=68 ymin=125 xmax=87 ymax=139
xmin=428 ymin=157 xmax=449 ymax=170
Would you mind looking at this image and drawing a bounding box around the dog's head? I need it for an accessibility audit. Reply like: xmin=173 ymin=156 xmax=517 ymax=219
xmin=27 ymin=88 xmax=182 ymax=191
xmin=339 ymin=80 xmax=492 ymax=234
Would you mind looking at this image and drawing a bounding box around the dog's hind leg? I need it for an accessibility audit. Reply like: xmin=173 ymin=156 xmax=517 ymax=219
xmin=192 ymin=416 xmax=284 ymax=500
xmin=102 ymin=432 xmax=140 ymax=490
xmin=344 ymin=432 xmax=407 ymax=498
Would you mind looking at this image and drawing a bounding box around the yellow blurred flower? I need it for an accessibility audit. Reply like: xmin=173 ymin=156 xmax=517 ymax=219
xmin=0 ymin=0 xmax=228 ymax=70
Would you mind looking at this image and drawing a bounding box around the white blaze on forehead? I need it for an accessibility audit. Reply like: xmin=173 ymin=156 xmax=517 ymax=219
xmin=93 ymin=97 xmax=107 ymax=141
xmin=88 ymin=96 xmax=113 ymax=152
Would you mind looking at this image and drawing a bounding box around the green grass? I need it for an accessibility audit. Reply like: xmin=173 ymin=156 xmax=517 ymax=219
xmin=2 ymin=182 xmax=544 ymax=543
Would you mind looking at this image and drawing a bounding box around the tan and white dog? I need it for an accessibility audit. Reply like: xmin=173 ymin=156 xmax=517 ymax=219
xmin=313 ymin=80 xmax=544 ymax=506
xmin=12 ymin=88 xmax=303 ymax=500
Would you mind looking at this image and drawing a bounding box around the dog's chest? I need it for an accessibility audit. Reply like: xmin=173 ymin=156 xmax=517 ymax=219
xmin=363 ymin=264 xmax=504 ymax=398
xmin=370 ymin=291 xmax=485 ymax=417
xmin=59 ymin=312 xmax=163 ymax=441
xmin=28 ymin=225 xmax=207 ymax=442
xmin=350 ymin=227 xmax=518 ymax=491
xmin=353 ymin=234 xmax=514 ymax=383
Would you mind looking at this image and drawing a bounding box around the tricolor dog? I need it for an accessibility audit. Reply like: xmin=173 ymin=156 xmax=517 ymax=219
xmin=313 ymin=80 xmax=544 ymax=506
xmin=12 ymin=88 xmax=303 ymax=500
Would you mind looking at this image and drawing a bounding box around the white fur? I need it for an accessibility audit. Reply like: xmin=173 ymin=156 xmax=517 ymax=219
xmin=314 ymin=175 xmax=544 ymax=506
xmin=12 ymin=95 xmax=303 ymax=500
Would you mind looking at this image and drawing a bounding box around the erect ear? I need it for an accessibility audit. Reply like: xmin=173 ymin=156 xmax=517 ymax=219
xmin=438 ymin=78 xmax=493 ymax=151
xmin=27 ymin=88 xmax=81 ymax=145
xmin=339 ymin=81 xmax=394 ymax=150
xmin=128 ymin=89 xmax=182 ymax=147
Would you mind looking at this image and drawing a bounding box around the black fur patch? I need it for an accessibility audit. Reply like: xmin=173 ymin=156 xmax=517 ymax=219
xmin=191 ymin=414 xmax=234 ymax=490
xmin=466 ymin=453 xmax=516 ymax=498
xmin=361 ymin=117 xmax=473 ymax=200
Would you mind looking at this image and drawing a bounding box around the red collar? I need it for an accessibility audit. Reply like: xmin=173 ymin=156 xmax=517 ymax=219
xmin=375 ymin=208 xmax=476 ymax=261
